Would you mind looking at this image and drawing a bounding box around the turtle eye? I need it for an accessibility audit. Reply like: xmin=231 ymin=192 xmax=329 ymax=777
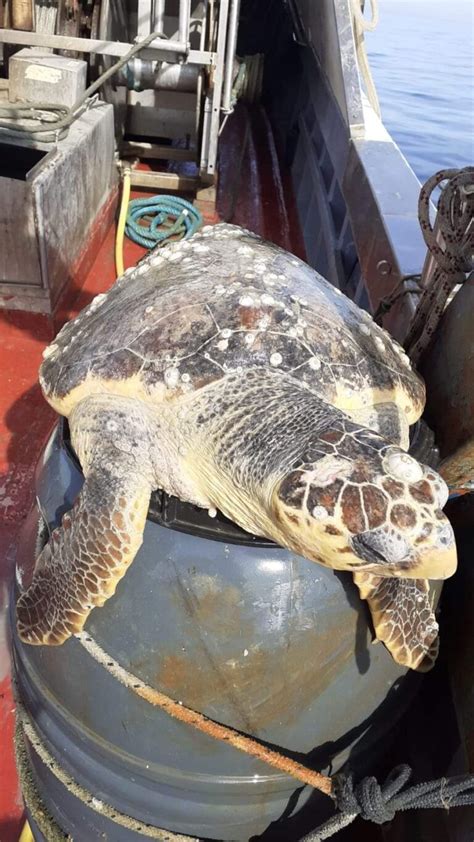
xmin=383 ymin=451 xmax=423 ymax=483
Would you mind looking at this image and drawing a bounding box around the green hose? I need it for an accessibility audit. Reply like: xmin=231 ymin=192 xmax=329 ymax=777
xmin=125 ymin=195 xmax=203 ymax=251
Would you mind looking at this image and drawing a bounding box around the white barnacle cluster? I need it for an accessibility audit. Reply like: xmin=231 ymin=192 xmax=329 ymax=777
xmin=374 ymin=336 xmax=385 ymax=353
xmin=237 ymin=245 xmax=255 ymax=257
xmin=164 ymin=367 xmax=180 ymax=388
xmin=208 ymin=223 xmax=243 ymax=240
xmin=88 ymin=293 xmax=107 ymax=313
xmin=148 ymin=253 xmax=164 ymax=269
xmin=383 ymin=451 xmax=423 ymax=483
xmin=312 ymin=505 xmax=328 ymax=520
xmin=42 ymin=342 xmax=59 ymax=360
xmin=394 ymin=343 xmax=412 ymax=368
xmin=224 ymin=226 xmax=245 ymax=238
xmin=289 ymin=292 xmax=307 ymax=307
xmin=135 ymin=262 xmax=149 ymax=276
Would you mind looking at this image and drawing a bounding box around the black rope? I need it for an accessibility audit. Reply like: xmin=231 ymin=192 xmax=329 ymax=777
xmin=300 ymin=765 xmax=474 ymax=841
xmin=372 ymin=274 xmax=422 ymax=324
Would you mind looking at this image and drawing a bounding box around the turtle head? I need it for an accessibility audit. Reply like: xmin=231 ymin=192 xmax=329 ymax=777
xmin=271 ymin=424 xmax=457 ymax=580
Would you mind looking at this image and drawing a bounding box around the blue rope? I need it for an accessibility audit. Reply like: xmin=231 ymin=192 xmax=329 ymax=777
xmin=125 ymin=195 xmax=202 ymax=250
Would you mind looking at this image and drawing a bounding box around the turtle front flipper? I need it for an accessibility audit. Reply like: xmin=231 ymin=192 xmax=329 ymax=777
xmin=17 ymin=396 xmax=156 ymax=646
xmin=353 ymin=571 xmax=439 ymax=671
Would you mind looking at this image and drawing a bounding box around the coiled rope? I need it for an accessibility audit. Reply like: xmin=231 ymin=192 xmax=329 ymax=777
xmin=301 ymin=765 xmax=474 ymax=840
xmin=125 ymin=196 xmax=203 ymax=250
xmin=404 ymin=167 xmax=474 ymax=364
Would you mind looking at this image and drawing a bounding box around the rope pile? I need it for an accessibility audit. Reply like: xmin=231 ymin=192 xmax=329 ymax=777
xmin=404 ymin=167 xmax=474 ymax=364
xmin=125 ymin=196 xmax=202 ymax=250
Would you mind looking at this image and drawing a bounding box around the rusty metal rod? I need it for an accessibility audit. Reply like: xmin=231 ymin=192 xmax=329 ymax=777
xmin=76 ymin=631 xmax=335 ymax=798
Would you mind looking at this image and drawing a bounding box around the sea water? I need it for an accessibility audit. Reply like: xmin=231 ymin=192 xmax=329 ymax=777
xmin=366 ymin=0 xmax=474 ymax=183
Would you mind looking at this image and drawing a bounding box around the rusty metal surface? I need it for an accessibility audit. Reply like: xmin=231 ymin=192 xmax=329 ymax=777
xmin=421 ymin=274 xmax=474 ymax=490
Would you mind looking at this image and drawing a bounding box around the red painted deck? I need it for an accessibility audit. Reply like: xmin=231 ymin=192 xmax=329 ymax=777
xmin=0 ymin=105 xmax=305 ymax=841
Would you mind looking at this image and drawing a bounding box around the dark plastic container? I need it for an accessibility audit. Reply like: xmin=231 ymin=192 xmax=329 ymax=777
xmin=11 ymin=422 xmax=426 ymax=840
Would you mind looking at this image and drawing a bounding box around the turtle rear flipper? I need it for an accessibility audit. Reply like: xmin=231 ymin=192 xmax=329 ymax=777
xmin=353 ymin=571 xmax=439 ymax=671
xmin=17 ymin=397 xmax=155 ymax=645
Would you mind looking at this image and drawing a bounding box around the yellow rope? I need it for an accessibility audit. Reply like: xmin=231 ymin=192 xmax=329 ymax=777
xmin=115 ymin=168 xmax=131 ymax=277
xmin=18 ymin=821 xmax=34 ymax=842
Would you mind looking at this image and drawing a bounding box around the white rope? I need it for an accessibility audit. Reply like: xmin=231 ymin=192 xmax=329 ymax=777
xmin=350 ymin=0 xmax=382 ymax=119
xmin=351 ymin=0 xmax=379 ymax=32
xmin=15 ymin=698 xmax=196 ymax=841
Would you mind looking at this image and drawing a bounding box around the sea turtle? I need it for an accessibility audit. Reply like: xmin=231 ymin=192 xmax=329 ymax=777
xmin=16 ymin=224 xmax=457 ymax=670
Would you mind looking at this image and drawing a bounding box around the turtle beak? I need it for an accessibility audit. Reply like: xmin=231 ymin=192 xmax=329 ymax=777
xmin=405 ymin=523 xmax=457 ymax=580
xmin=352 ymin=518 xmax=457 ymax=580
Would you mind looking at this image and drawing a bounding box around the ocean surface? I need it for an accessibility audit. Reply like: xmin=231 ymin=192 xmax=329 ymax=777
xmin=366 ymin=0 xmax=474 ymax=184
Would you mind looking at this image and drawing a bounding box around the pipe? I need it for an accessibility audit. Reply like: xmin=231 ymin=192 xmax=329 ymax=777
xmin=153 ymin=0 xmax=165 ymax=34
xmin=116 ymin=59 xmax=199 ymax=92
xmin=222 ymin=0 xmax=241 ymax=113
xmin=0 ymin=29 xmax=190 ymax=59
xmin=178 ymin=0 xmax=191 ymax=49
xmin=115 ymin=169 xmax=131 ymax=278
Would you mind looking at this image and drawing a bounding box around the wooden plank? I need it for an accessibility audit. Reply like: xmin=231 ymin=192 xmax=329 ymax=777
xmin=121 ymin=142 xmax=195 ymax=162
xmin=128 ymin=170 xmax=202 ymax=192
